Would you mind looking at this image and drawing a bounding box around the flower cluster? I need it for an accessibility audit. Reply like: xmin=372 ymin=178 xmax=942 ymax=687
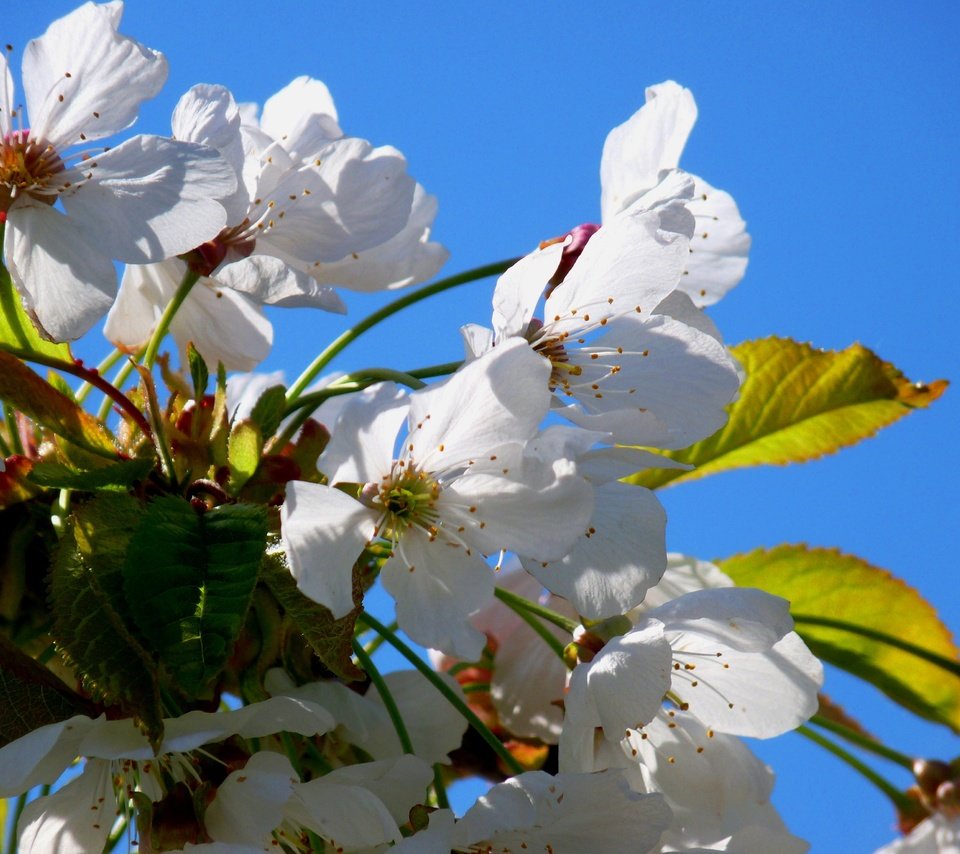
xmin=0 ymin=5 xmax=949 ymax=854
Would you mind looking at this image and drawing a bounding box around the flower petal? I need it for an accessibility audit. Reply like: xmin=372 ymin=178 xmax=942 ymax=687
xmin=491 ymin=241 xmax=565 ymax=339
xmin=281 ymin=482 xmax=376 ymax=618
xmin=62 ymin=134 xmax=235 ymax=264
xmin=24 ymin=2 xmax=167 ymax=148
xmin=216 ymin=255 xmax=344 ymax=311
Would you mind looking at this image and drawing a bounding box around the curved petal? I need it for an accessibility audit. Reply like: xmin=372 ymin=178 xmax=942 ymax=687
xmin=600 ymin=81 xmax=698 ymax=221
xmin=381 ymin=531 xmax=493 ymax=659
xmin=281 ymin=482 xmax=376 ymax=618
xmin=0 ymin=51 xmax=15 ymax=136
xmin=62 ymin=135 xmax=235 ymax=263
xmin=24 ymin=2 xmax=167 ymax=149
xmin=491 ymin=241 xmax=565 ymax=339
xmin=0 ymin=715 xmax=97 ymax=796
xmin=216 ymin=254 xmax=343 ymax=310
xmin=6 ymin=204 xmax=116 ymax=341
xmin=105 ymin=260 xmax=176 ymax=350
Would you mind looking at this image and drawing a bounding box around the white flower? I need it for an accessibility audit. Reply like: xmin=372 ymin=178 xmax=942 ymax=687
xmin=0 ymin=2 xmax=236 ymax=341
xmin=466 ymin=183 xmax=742 ymax=448
xmin=106 ymin=78 xmax=446 ymax=369
xmin=0 ymin=697 xmax=335 ymax=853
xmin=600 ymin=80 xmax=751 ymax=306
xmin=874 ymin=815 xmax=960 ymax=854
xmin=560 ymin=587 xmax=824 ymax=772
xmin=281 ymin=340 xmax=593 ymax=658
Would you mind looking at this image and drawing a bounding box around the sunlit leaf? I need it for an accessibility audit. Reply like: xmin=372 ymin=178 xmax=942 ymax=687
xmin=627 ymin=337 xmax=948 ymax=489
xmin=0 ymin=263 xmax=71 ymax=362
xmin=188 ymin=343 xmax=209 ymax=400
xmin=228 ymin=420 xmax=262 ymax=492
xmin=249 ymin=385 xmax=287 ymax=440
xmin=27 ymin=456 xmax=156 ymax=492
xmin=718 ymin=545 xmax=960 ymax=732
xmin=0 ymin=351 xmax=118 ymax=460
xmin=124 ymin=497 xmax=267 ymax=697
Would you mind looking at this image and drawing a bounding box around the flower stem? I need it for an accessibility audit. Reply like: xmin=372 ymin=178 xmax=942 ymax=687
xmin=793 ymin=614 xmax=960 ymax=677
xmin=357 ymin=611 xmax=524 ymax=776
xmin=6 ymin=790 xmax=28 ymax=854
xmin=808 ymin=714 xmax=914 ymax=769
xmin=493 ymin=586 xmax=578 ymax=635
xmin=3 ymin=404 xmax=22 ymax=455
xmin=286 ymin=258 xmax=519 ymax=404
xmin=432 ymin=765 xmax=450 ymax=809
xmin=75 ymin=347 xmax=125 ymax=404
xmin=795 ymin=725 xmax=914 ymax=812
xmin=352 ymin=638 xmax=415 ymax=755
xmin=142 ymin=269 xmax=201 ymax=370
xmin=494 ymin=588 xmax=567 ymax=660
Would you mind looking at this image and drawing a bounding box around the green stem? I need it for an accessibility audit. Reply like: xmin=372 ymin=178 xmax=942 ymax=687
xmin=432 ymin=765 xmax=450 ymax=809
xmin=495 ymin=588 xmax=567 ymax=660
xmin=793 ymin=614 xmax=960 ymax=677
xmin=286 ymin=258 xmax=518 ymax=403
xmin=352 ymin=639 xmax=415 ymax=755
xmin=75 ymin=347 xmax=125 ymax=404
xmin=6 ymin=791 xmax=28 ymax=854
xmin=142 ymin=269 xmax=200 ymax=370
xmin=494 ymin=586 xmax=578 ymax=635
xmin=357 ymin=611 xmax=524 ymax=776
xmin=796 ymin=725 xmax=914 ymax=811
xmin=4 ymin=404 xmax=24 ymax=455
xmin=104 ymin=816 xmax=129 ymax=853
xmin=360 ymin=619 xmax=398 ymax=657
xmin=808 ymin=714 xmax=914 ymax=769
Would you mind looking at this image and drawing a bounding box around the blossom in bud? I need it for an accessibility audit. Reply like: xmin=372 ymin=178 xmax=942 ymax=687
xmin=1 ymin=2 xmax=236 ymax=341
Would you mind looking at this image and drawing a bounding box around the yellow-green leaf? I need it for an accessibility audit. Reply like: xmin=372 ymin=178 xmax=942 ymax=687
xmin=627 ymin=337 xmax=948 ymax=489
xmin=0 ymin=352 xmax=118 ymax=459
xmin=718 ymin=545 xmax=960 ymax=732
xmin=228 ymin=420 xmax=262 ymax=492
xmin=0 ymin=262 xmax=72 ymax=361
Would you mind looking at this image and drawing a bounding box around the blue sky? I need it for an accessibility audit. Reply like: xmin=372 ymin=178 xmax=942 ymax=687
xmin=6 ymin=2 xmax=959 ymax=850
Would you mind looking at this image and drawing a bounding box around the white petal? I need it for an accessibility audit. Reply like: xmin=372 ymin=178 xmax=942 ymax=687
xmin=407 ymin=339 xmax=551 ymax=471
xmin=491 ymin=241 xmax=565 ymax=339
xmin=281 ymin=482 xmax=376 ymax=618
xmin=393 ymin=809 xmax=456 ymax=853
xmin=525 ymin=481 xmax=666 ymax=619
xmin=639 ymin=552 xmax=735 ymax=611
xmin=682 ymin=175 xmax=751 ymax=307
xmin=104 ymin=260 xmax=175 ymax=350
xmin=460 ymin=322 xmax=495 ymax=360
xmin=0 ymin=51 xmax=14 ymax=136
xmin=549 ymin=204 xmax=690 ymax=324
xmin=456 ymin=770 xmax=673 ymax=854
xmin=6 ymin=204 xmax=116 ymax=341
xmin=318 ymin=382 xmax=409 ymax=484
xmin=260 ymin=76 xmax=342 ymax=160
xmin=172 ymin=84 xmax=249 ymax=223
xmin=288 ymin=777 xmax=401 ymax=849
xmin=17 ymin=760 xmax=114 ymax=854
xmin=216 ymin=255 xmax=343 ymax=310
xmin=0 ymin=715 xmax=96 ymax=796
xmin=62 ymin=135 xmax=235 ymax=263
xmin=381 ymin=531 xmax=493 ymax=659
xmin=204 ymin=751 xmax=297 ymax=846
xmin=600 ymin=81 xmax=698 ymax=221
xmin=318 ymin=755 xmax=432 ymax=824
xmin=24 ymin=2 xmax=167 ymax=148
xmin=159 ymin=696 xmax=335 ymax=754
xmin=310 ymin=185 xmax=448 ymax=292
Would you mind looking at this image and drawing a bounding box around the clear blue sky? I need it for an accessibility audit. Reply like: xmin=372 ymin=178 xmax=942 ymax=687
xmin=7 ymin=2 xmax=959 ymax=850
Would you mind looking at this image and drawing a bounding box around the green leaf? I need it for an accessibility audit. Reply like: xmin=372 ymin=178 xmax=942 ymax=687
xmin=50 ymin=496 xmax=164 ymax=743
xmin=0 ymin=351 xmax=118 ymax=460
xmin=718 ymin=545 xmax=960 ymax=732
xmin=27 ymin=456 xmax=156 ymax=492
xmin=627 ymin=337 xmax=948 ymax=489
xmin=0 ymin=634 xmax=95 ymax=747
xmin=124 ymin=497 xmax=267 ymax=697
xmin=249 ymin=385 xmax=287 ymax=440
xmin=0 ymin=262 xmax=72 ymax=362
xmin=260 ymin=551 xmax=363 ymax=681
xmin=227 ymin=420 xmax=262 ymax=492
xmin=187 ymin=343 xmax=209 ymax=400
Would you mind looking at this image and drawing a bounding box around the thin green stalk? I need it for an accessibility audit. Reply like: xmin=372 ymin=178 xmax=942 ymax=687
xmin=793 ymin=614 xmax=960 ymax=677
xmin=104 ymin=816 xmax=129 ymax=853
xmin=281 ymin=731 xmax=305 ymax=777
xmin=6 ymin=791 xmax=28 ymax=854
xmin=360 ymin=619 xmax=399 ymax=656
xmin=808 ymin=714 xmax=914 ymax=769
xmin=4 ymin=405 xmax=24 ymax=455
xmin=286 ymin=258 xmax=519 ymax=403
xmin=357 ymin=612 xmax=524 ymax=776
xmin=0 ymin=420 xmax=11 ymax=456
xmin=142 ymin=269 xmax=201 ymax=370
xmin=796 ymin=725 xmax=914 ymax=812
xmin=432 ymin=765 xmax=450 ymax=809
xmin=353 ymin=639 xmax=415 ymax=755
xmin=75 ymin=347 xmax=125 ymax=404
xmin=159 ymin=686 xmax=182 ymax=718
xmin=494 ymin=586 xmax=578 ymax=635
xmin=495 ymin=588 xmax=567 ymax=660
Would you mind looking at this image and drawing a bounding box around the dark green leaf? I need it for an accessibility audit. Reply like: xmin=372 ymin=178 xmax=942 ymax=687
xmin=249 ymin=385 xmax=287 ymax=440
xmin=188 ymin=343 xmax=209 ymax=400
xmin=124 ymin=497 xmax=267 ymax=697
xmin=28 ymin=456 xmax=156 ymax=492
